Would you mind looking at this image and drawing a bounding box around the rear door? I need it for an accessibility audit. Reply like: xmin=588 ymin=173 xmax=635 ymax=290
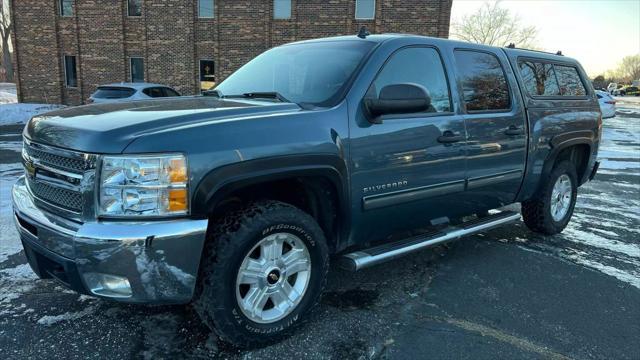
xmin=452 ymin=49 xmax=527 ymax=210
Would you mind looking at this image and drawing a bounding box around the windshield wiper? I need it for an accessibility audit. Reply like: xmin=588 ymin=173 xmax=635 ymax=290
xmin=225 ymin=92 xmax=292 ymax=103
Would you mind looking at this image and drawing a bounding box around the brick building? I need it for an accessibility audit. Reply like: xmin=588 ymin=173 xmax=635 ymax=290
xmin=10 ymin=0 xmax=453 ymax=105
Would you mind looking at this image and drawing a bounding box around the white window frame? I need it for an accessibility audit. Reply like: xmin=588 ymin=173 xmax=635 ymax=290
xmin=273 ymin=0 xmax=292 ymax=20
xmin=59 ymin=0 xmax=73 ymax=17
xmin=198 ymin=0 xmax=215 ymax=18
xmin=355 ymin=0 xmax=376 ymax=20
xmin=129 ymin=57 xmax=145 ymax=83
xmin=63 ymin=55 xmax=78 ymax=88
xmin=127 ymin=0 xmax=143 ymax=17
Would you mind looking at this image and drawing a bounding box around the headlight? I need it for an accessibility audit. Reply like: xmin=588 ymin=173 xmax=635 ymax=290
xmin=98 ymin=154 xmax=188 ymax=217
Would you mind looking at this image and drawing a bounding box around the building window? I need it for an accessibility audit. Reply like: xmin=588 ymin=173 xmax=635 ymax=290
xmin=60 ymin=0 xmax=73 ymax=17
xmin=200 ymin=60 xmax=216 ymax=92
xmin=198 ymin=0 xmax=215 ymax=18
xmin=128 ymin=0 xmax=142 ymax=17
xmin=355 ymin=0 xmax=375 ymax=20
xmin=64 ymin=56 xmax=77 ymax=88
xmin=273 ymin=0 xmax=291 ymax=19
xmin=130 ymin=57 xmax=145 ymax=83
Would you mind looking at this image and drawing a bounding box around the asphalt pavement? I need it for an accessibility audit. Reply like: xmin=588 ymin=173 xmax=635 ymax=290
xmin=0 ymin=100 xmax=638 ymax=359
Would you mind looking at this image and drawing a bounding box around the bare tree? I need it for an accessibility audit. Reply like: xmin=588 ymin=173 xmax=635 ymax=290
xmin=618 ymin=54 xmax=640 ymax=82
xmin=451 ymin=1 xmax=538 ymax=49
xmin=0 ymin=0 xmax=13 ymax=82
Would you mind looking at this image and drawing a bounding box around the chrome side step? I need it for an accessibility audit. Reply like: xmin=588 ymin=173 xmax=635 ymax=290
xmin=339 ymin=211 xmax=521 ymax=271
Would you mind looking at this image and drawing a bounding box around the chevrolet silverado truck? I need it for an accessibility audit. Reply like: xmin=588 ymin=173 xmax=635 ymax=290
xmin=12 ymin=33 xmax=601 ymax=347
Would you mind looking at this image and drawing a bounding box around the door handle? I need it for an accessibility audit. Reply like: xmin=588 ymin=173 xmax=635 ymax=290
xmin=437 ymin=131 xmax=464 ymax=143
xmin=504 ymin=125 xmax=524 ymax=136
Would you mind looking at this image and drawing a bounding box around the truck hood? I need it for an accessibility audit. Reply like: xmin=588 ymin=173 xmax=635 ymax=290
xmin=24 ymin=97 xmax=300 ymax=153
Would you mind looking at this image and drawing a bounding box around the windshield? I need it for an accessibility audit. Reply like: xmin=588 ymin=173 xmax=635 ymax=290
xmin=215 ymin=41 xmax=376 ymax=107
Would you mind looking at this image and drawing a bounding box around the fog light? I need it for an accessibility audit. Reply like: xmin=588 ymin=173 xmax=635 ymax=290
xmin=83 ymin=272 xmax=132 ymax=298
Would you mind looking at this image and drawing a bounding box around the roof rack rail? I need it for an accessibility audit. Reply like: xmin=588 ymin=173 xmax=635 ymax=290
xmin=504 ymin=43 xmax=564 ymax=56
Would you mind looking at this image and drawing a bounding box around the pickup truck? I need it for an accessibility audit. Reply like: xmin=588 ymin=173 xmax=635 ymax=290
xmin=12 ymin=33 xmax=601 ymax=347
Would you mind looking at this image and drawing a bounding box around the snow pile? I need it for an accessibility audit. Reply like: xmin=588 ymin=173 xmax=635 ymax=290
xmin=37 ymin=304 xmax=98 ymax=326
xmin=0 ymin=83 xmax=64 ymax=125
xmin=0 ymin=103 xmax=65 ymax=125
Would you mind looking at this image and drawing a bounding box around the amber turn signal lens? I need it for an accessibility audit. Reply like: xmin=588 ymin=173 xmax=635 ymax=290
xmin=169 ymin=158 xmax=187 ymax=183
xmin=168 ymin=188 xmax=187 ymax=212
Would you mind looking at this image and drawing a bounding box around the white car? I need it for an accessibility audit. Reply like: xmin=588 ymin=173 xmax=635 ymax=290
xmin=607 ymin=82 xmax=618 ymax=94
xmin=89 ymin=83 xmax=181 ymax=104
xmin=596 ymin=90 xmax=616 ymax=118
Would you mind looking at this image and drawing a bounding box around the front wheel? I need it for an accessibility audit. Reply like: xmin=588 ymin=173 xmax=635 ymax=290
xmin=194 ymin=201 xmax=329 ymax=348
xmin=522 ymin=161 xmax=578 ymax=235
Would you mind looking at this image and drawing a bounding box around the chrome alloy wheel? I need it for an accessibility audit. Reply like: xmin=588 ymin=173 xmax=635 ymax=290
xmin=551 ymin=174 xmax=572 ymax=222
xmin=235 ymin=232 xmax=311 ymax=324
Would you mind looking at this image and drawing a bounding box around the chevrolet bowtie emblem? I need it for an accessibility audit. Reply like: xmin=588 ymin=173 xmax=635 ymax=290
xmin=24 ymin=160 xmax=36 ymax=178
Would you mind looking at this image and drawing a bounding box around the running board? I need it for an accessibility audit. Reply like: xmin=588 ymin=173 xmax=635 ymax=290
xmin=339 ymin=211 xmax=521 ymax=271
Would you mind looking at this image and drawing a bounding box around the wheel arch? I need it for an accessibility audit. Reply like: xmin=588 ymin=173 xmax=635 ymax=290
xmin=543 ymin=133 xmax=594 ymax=187
xmin=191 ymin=155 xmax=351 ymax=253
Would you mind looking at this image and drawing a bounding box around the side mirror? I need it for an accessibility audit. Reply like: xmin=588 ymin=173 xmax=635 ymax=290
xmin=364 ymin=83 xmax=431 ymax=123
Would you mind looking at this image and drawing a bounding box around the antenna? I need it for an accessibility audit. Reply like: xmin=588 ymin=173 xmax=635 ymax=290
xmin=507 ymin=43 xmax=516 ymax=48
xmin=556 ymin=50 xmax=563 ymax=56
xmin=357 ymin=26 xmax=370 ymax=39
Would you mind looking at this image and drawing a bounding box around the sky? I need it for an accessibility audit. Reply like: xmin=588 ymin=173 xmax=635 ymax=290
xmin=451 ymin=0 xmax=640 ymax=77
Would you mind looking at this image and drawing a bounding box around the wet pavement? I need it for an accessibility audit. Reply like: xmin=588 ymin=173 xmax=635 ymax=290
xmin=0 ymin=102 xmax=638 ymax=359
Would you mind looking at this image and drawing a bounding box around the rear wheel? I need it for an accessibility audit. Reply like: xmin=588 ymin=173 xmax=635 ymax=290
xmin=194 ymin=201 xmax=329 ymax=348
xmin=522 ymin=161 xmax=578 ymax=235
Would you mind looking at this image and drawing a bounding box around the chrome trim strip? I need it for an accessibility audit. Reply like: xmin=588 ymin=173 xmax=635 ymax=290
xmin=33 ymin=161 xmax=83 ymax=179
xmin=341 ymin=212 xmax=521 ymax=271
xmin=467 ymin=169 xmax=523 ymax=190
xmin=362 ymin=180 xmax=466 ymax=211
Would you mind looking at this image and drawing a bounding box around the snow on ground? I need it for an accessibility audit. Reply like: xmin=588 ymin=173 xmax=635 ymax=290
xmin=0 ymin=83 xmax=65 ymax=125
xmin=0 ymin=163 xmax=24 ymax=263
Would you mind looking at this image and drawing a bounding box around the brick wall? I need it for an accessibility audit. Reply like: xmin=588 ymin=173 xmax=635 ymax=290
xmin=11 ymin=0 xmax=452 ymax=105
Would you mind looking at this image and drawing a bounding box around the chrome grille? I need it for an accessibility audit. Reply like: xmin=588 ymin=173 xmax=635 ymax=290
xmin=23 ymin=142 xmax=90 ymax=172
xmin=22 ymin=139 xmax=94 ymax=215
xmin=27 ymin=177 xmax=84 ymax=212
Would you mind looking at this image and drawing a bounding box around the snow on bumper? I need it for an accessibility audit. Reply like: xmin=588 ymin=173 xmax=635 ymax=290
xmin=12 ymin=176 xmax=208 ymax=304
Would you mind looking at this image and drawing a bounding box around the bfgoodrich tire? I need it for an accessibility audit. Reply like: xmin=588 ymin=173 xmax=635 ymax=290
xmin=522 ymin=161 xmax=578 ymax=235
xmin=194 ymin=201 xmax=329 ymax=348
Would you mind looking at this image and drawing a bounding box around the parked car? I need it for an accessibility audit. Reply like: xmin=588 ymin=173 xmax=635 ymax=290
xmin=607 ymin=82 xmax=618 ymax=94
xmin=596 ymin=90 xmax=616 ymax=118
xmin=619 ymin=86 xmax=640 ymax=96
xmin=88 ymin=83 xmax=181 ymax=103
xmin=13 ymin=33 xmax=601 ymax=348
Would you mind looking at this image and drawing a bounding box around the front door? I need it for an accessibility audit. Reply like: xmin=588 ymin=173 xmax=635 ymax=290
xmin=452 ymin=49 xmax=527 ymax=210
xmin=349 ymin=46 xmax=469 ymax=244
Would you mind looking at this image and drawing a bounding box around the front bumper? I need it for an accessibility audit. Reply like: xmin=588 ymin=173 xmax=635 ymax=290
xmin=12 ymin=176 xmax=208 ymax=304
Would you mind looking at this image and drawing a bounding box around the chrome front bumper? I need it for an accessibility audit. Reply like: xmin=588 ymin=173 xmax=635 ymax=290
xmin=12 ymin=176 xmax=208 ymax=304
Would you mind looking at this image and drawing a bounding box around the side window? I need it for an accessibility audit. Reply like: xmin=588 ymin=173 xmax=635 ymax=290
xmin=371 ymin=47 xmax=451 ymax=113
xmin=163 ymin=88 xmax=180 ymax=97
xmin=454 ymin=50 xmax=511 ymax=112
xmin=144 ymin=87 xmax=164 ymax=98
xmin=518 ymin=61 xmax=560 ymax=96
xmin=555 ymin=65 xmax=587 ymax=96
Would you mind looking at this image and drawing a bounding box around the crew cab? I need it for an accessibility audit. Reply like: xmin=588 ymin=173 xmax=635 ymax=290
xmin=12 ymin=33 xmax=601 ymax=347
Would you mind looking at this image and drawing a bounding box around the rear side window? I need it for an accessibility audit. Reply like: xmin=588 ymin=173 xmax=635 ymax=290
xmin=143 ymin=87 xmax=165 ymax=98
xmin=554 ymin=65 xmax=586 ymax=96
xmin=371 ymin=47 xmax=451 ymax=113
xmin=518 ymin=61 xmax=560 ymax=96
xmin=162 ymin=88 xmax=180 ymax=97
xmin=93 ymin=87 xmax=135 ymax=99
xmin=454 ymin=50 xmax=511 ymax=112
